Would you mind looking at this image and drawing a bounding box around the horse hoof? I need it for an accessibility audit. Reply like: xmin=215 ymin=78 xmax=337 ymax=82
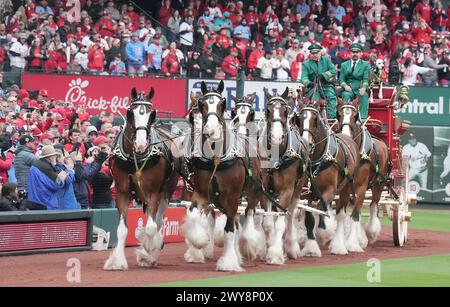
xmin=184 ymin=247 xmax=205 ymax=264
xmin=329 ymin=239 xmax=348 ymax=255
xmin=104 ymin=254 xmax=128 ymax=271
xmin=301 ymin=239 xmax=322 ymax=257
xmin=216 ymin=257 xmax=245 ymax=272
xmin=285 ymin=242 xmax=301 ymax=260
xmin=137 ymin=260 xmax=158 ymax=267
xmin=345 ymin=241 xmax=364 ymax=253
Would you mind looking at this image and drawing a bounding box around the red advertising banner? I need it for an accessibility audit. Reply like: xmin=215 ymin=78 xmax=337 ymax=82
xmin=22 ymin=73 xmax=187 ymax=117
xmin=125 ymin=207 xmax=186 ymax=247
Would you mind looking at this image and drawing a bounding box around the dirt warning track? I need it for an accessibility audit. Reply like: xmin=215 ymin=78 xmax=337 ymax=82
xmin=1 ymin=227 xmax=449 ymax=287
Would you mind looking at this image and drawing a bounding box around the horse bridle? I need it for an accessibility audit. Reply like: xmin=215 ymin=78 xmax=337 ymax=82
xmin=128 ymin=97 xmax=154 ymax=136
xmin=300 ymin=106 xmax=321 ymax=142
xmin=266 ymin=97 xmax=290 ymax=130
xmin=338 ymin=104 xmax=358 ymax=131
xmin=199 ymin=92 xmax=226 ymax=124
xmin=234 ymin=100 xmax=254 ymax=128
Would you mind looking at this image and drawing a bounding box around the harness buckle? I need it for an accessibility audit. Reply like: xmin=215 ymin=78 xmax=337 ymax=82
xmin=324 ymin=152 xmax=336 ymax=162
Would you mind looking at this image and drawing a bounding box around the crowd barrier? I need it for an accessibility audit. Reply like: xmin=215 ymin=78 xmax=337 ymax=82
xmin=0 ymin=210 xmax=92 ymax=256
xmin=0 ymin=206 xmax=186 ymax=256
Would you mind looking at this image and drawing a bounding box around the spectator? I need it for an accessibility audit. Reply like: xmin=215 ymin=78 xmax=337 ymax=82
xmin=84 ymin=125 xmax=98 ymax=154
xmin=296 ymin=0 xmax=310 ymax=20
xmin=199 ymin=44 xmax=217 ymax=78
xmin=247 ymin=41 xmax=265 ymax=78
xmin=221 ymin=47 xmax=240 ymax=79
xmin=285 ymin=38 xmax=303 ymax=65
xmin=415 ymin=0 xmax=432 ymax=24
xmin=125 ymin=32 xmax=146 ymax=77
xmin=257 ymin=50 xmax=276 ymax=80
xmin=273 ymin=48 xmax=290 ymax=81
xmin=422 ymin=49 xmax=449 ymax=86
xmin=290 ymin=52 xmax=304 ymax=82
xmin=27 ymin=37 xmax=45 ymax=72
xmin=179 ymin=15 xmax=195 ymax=56
xmin=234 ymin=18 xmax=251 ymax=41
xmin=87 ymin=37 xmax=105 ymax=74
xmin=14 ymin=134 xmax=38 ymax=191
xmin=27 ymin=145 xmax=68 ymax=210
xmin=86 ymin=145 xmax=113 ymax=209
xmin=54 ymin=148 xmax=78 ymax=210
xmin=159 ymin=0 xmax=174 ymax=27
xmin=161 ymin=41 xmax=183 ymax=76
xmin=186 ymin=50 xmax=202 ymax=78
xmin=401 ymin=57 xmax=433 ymax=86
xmin=0 ymin=183 xmax=20 ymax=211
xmin=74 ymin=44 xmax=89 ymax=72
xmin=167 ymin=10 xmax=182 ymax=42
xmin=64 ymin=128 xmax=86 ymax=157
xmin=109 ymin=54 xmax=126 ymax=76
xmin=104 ymin=0 xmax=121 ymax=22
xmin=437 ymin=50 xmax=450 ymax=87
xmin=8 ymin=32 xmax=28 ymax=84
xmin=0 ymin=132 xmax=14 ymax=185
xmin=432 ymin=2 xmax=448 ymax=31
xmin=389 ymin=52 xmax=402 ymax=85
xmin=147 ymin=34 xmax=163 ymax=74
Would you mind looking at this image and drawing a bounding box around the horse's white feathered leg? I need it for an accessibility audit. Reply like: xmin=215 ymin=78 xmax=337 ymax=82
xmin=104 ymin=215 xmax=129 ymax=270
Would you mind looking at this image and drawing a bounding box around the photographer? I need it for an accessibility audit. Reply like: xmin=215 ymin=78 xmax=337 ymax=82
xmin=0 ymin=183 xmax=19 ymax=211
xmin=85 ymin=141 xmax=114 ymax=209
xmin=54 ymin=145 xmax=78 ymax=210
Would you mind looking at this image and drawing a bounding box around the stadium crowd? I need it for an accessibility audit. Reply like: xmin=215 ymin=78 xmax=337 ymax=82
xmin=0 ymin=0 xmax=449 ymax=211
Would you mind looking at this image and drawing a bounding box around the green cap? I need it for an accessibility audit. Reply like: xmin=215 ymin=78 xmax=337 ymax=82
xmin=349 ymin=43 xmax=363 ymax=52
xmin=308 ymin=44 xmax=323 ymax=53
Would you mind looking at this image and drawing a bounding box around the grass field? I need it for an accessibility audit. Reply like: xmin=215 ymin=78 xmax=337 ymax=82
xmin=157 ymin=254 xmax=450 ymax=287
xmin=365 ymin=209 xmax=450 ymax=233
xmin=155 ymin=209 xmax=450 ymax=287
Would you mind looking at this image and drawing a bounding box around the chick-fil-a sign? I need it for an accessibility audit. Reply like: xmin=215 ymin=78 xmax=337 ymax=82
xmin=22 ymin=73 xmax=187 ymax=117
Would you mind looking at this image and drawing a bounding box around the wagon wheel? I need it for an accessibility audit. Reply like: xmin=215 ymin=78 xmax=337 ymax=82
xmin=392 ymin=156 xmax=411 ymax=247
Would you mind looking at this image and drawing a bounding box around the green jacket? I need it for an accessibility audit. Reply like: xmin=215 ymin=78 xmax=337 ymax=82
xmin=300 ymin=56 xmax=337 ymax=87
xmin=339 ymin=59 xmax=371 ymax=90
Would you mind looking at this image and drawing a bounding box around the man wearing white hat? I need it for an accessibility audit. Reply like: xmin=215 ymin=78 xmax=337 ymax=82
xmin=27 ymin=145 xmax=68 ymax=210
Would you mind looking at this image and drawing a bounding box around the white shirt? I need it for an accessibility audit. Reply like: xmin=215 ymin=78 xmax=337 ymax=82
xmin=274 ymin=58 xmax=290 ymax=81
xmin=9 ymin=41 xmax=28 ymax=68
xmin=402 ymin=65 xmax=431 ymax=86
xmin=402 ymin=142 xmax=431 ymax=170
xmin=179 ymin=21 xmax=194 ymax=46
xmin=162 ymin=48 xmax=184 ymax=62
xmin=75 ymin=52 xmax=89 ymax=70
xmin=257 ymin=57 xmax=277 ymax=79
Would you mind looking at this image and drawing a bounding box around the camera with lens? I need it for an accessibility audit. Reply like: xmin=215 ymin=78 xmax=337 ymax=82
xmin=18 ymin=190 xmax=28 ymax=200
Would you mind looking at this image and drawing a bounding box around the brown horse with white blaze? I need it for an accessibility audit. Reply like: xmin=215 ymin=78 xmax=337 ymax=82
xmin=260 ymin=87 xmax=310 ymax=263
xmin=296 ymin=98 xmax=359 ymax=255
xmin=182 ymin=81 xmax=248 ymax=272
xmin=230 ymin=93 xmax=268 ymax=262
xmin=104 ymin=87 xmax=181 ymax=270
xmin=337 ymin=97 xmax=389 ymax=248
